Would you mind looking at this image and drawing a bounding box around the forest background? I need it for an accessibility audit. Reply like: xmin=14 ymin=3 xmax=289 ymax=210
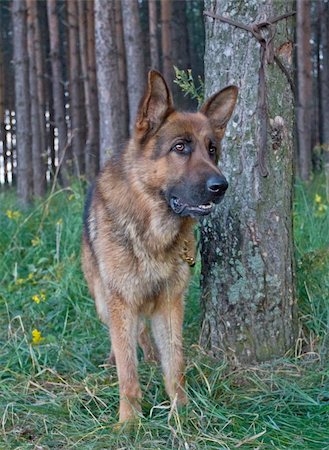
xmin=0 ymin=0 xmax=329 ymax=449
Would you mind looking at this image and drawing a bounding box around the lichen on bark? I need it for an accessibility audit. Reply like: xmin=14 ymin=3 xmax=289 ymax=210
xmin=200 ymin=0 xmax=297 ymax=364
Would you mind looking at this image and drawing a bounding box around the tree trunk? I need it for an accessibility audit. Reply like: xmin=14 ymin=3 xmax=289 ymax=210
xmin=0 ymin=21 xmax=4 ymax=187
xmin=86 ymin=0 xmax=99 ymax=177
xmin=319 ymin=0 xmax=329 ymax=199
xmin=0 ymin=19 xmax=4 ymax=146
xmin=317 ymin=2 xmax=323 ymax=149
xmin=296 ymin=0 xmax=312 ymax=181
xmin=67 ymin=0 xmax=84 ymax=177
xmin=95 ymin=0 xmax=128 ymax=164
xmin=34 ymin=0 xmax=47 ymax=190
xmin=186 ymin=0 xmax=204 ymax=79
xmin=148 ymin=0 xmax=160 ymax=70
xmin=0 ymin=30 xmax=5 ymax=186
xmin=27 ymin=0 xmax=46 ymax=197
xmin=47 ymin=0 xmax=70 ymax=185
xmin=114 ymin=0 xmax=129 ymax=144
xmin=121 ymin=0 xmax=146 ymax=131
xmin=12 ymin=0 xmax=33 ymax=205
xmin=171 ymin=0 xmax=190 ymax=108
xmin=161 ymin=0 xmax=172 ymax=86
xmin=78 ymin=0 xmax=99 ymax=181
xmin=171 ymin=1 xmax=190 ymax=71
xmin=200 ymin=0 xmax=297 ymax=364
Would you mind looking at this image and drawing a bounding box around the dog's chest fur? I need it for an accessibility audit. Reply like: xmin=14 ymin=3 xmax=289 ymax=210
xmin=87 ymin=195 xmax=192 ymax=308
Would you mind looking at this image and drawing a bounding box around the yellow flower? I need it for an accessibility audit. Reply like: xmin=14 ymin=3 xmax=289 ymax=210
xmin=27 ymin=273 xmax=34 ymax=280
xmin=32 ymin=294 xmax=41 ymax=304
xmin=6 ymin=210 xmax=21 ymax=220
xmin=32 ymin=329 xmax=44 ymax=344
xmin=315 ymin=194 xmax=322 ymax=204
xmin=32 ymin=292 xmax=46 ymax=304
xmin=57 ymin=218 xmax=63 ymax=226
xmin=318 ymin=204 xmax=327 ymax=213
xmin=31 ymin=237 xmax=41 ymax=246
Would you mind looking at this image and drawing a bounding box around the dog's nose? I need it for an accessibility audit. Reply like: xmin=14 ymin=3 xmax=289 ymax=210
xmin=206 ymin=175 xmax=228 ymax=195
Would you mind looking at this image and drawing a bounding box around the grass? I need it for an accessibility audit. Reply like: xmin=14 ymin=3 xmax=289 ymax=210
xmin=0 ymin=176 xmax=329 ymax=449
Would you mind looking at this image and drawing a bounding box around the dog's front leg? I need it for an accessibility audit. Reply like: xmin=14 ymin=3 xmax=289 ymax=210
xmin=151 ymin=295 xmax=187 ymax=406
xmin=108 ymin=295 xmax=141 ymax=422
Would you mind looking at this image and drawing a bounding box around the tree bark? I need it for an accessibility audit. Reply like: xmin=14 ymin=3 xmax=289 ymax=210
xmin=114 ymin=0 xmax=129 ymax=144
xmin=0 ymin=18 xmax=4 ymax=146
xmin=149 ymin=0 xmax=160 ymax=70
xmin=319 ymin=0 xmax=329 ymax=198
xmin=0 ymin=26 xmax=5 ymax=186
xmin=34 ymin=0 xmax=47 ymax=189
xmin=296 ymin=0 xmax=312 ymax=181
xmin=67 ymin=0 xmax=84 ymax=176
xmin=200 ymin=0 xmax=297 ymax=364
xmin=78 ymin=0 xmax=99 ymax=181
xmin=122 ymin=0 xmax=146 ymax=131
xmin=186 ymin=0 xmax=204 ymax=79
xmin=86 ymin=0 xmax=99 ymax=177
xmin=95 ymin=0 xmax=128 ymax=164
xmin=47 ymin=0 xmax=70 ymax=185
xmin=171 ymin=0 xmax=191 ymax=108
xmin=161 ymin=0 xmax=172 ymax=86
xmin=12 ymin=0 xmax=33 ymax=205
xmin=171 ymin=1 xmax=190 ymax=71
xmin=27 ymin=0 xmax=46 ymax=197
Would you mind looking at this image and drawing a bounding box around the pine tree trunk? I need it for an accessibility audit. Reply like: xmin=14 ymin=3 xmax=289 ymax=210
xmin=94 ymin=0 xmax=128 ymax=165
xmin=33 ymin=0 xmax=47 ymax=190
xmin=186 ymin=0 xmax=204 ymax=79
xmin=47 ymin=0 xmax=70 ymax=185
xmin=200 ymin=0 xmax=297 ymax=364
xmin=27 ymin=0 xmax=46 ymax=197
xmin=86 ymin=0 xmax=99 ymax=177
xmin=149 ymin=0 xmax=159 ymax=70
xmin=319 ymin=0 xmax=329 ymax=199
xmin=161 ymin=0 xmax=172 ymax=85
xmin=67 ymin=0 xmax=84 ymax=176
xmin=296 ymin=0 xmax=312 ymax=181
xmin=317 ymin=2 xmax=323 ymax=148
xmin=78 ymin=0 xmax=99 ymax=181
xmin=121 ymin=0 xmax=146 ymax=131
xmin=0 ymin=22 xmax=4 ymax=147
xmin=171 ymin=1 xmax=190 ymax=71
xmin=12 ymin=0 xmax=33 ymax=205
xmin=114 ymin=0 xmax=129 ymax=143
xmin=171 ymin=0 xmax=190 ymax=108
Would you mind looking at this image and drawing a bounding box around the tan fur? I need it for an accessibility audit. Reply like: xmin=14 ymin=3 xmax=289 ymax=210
xmin=81 ymin=71 xmax=237 ymax=422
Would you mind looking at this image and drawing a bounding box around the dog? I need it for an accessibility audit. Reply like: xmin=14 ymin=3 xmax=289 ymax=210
xmin=82 ymin=71 xmax=238 ymax=423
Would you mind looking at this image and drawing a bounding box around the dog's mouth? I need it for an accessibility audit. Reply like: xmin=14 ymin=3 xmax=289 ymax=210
xmin=169 ymin=196 xmax=215 ymax=217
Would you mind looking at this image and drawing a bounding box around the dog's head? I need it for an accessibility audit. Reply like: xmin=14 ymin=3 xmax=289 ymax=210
xmin=133 ymin=71 xmax=238 ymax=218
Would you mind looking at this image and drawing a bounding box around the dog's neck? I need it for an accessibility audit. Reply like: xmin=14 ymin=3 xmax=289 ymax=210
xmin=100 ymin=160 xmax=195 ymax=256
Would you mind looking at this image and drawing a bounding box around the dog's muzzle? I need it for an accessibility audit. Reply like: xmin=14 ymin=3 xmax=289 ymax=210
xmin=168 ymin=175 xmax=228 ymax=218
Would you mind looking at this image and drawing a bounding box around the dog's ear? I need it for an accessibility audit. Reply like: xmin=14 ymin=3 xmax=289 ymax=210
xmin=200 ymin=86 xmax=238 ymax=140
xmin=135 ymin=70 xmax=174 ymax=137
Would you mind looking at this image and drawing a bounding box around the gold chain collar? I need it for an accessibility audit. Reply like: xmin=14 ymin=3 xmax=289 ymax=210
xmin=180 ymin=239 xmax=195 ymax=267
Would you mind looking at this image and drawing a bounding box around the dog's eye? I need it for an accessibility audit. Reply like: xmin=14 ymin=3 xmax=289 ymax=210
xmin=209 ymin=145 xmax=217 ymax=156
xmin=174 ymin=143 xmax=185 ymax=153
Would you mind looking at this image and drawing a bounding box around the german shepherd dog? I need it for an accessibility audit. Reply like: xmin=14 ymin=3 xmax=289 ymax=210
xmin=82 ymin=71 xmax=238 ymax=423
